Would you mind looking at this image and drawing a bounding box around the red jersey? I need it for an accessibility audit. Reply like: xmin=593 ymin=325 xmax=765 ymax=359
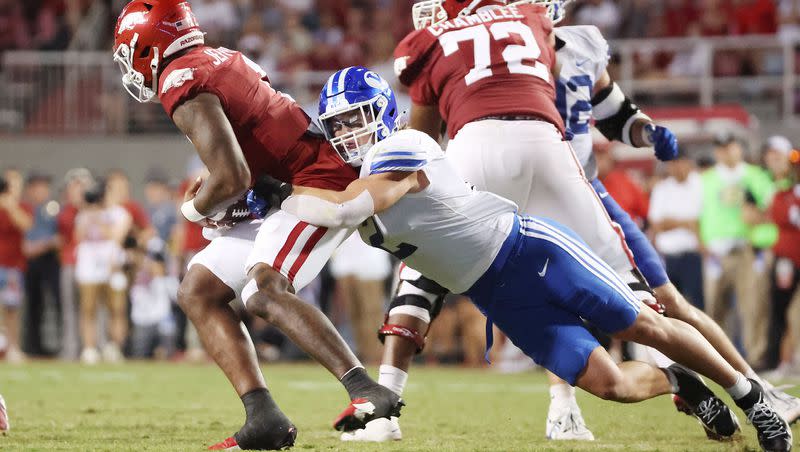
xmin=770 ymin=185 xmax=800 ymax=268
xmin=0 ymin=205 xmax=26 ymax=270
xmin=58 ymin=203 xmax=79 ymax=266
xmin=394 ymin=4 xmax=563 ymax=139
xmin=122 ymin=200 xmax=150 ymax=230
xmin=158 ymin=46 xmax=357 ymax=190
xmin=600 ymin=169 xmax=649 ymax=227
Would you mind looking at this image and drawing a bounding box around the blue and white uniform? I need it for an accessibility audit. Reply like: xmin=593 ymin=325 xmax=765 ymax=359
xmin=555 ymin=25 xmax=668 ymax=287
xmin=358 ymin=129 xmax=641 ymax=384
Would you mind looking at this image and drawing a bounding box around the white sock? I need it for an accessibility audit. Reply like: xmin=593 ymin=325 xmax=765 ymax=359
xmin=744 ymin=368 xmax=768 ymax=387
xmin=549 ymin=383 xmax=575 ymax=405
xmin=725 ymin=372 xmax=753 ymax=400
xmin=378 ymin=365 xmax=408 ymax=396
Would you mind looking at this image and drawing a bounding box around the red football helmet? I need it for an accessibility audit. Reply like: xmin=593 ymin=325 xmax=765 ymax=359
xmin=442 ymin=0 xmax=506 ymax=20
xmin=112 ymin=0 xmax=204 ymax=102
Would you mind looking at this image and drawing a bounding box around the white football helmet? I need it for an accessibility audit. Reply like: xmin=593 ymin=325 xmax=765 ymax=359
xmin=412 ymin=0 xmax=447 ymax=30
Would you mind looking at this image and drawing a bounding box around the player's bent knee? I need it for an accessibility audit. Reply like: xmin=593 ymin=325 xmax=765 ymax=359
xmin=243 ymin=264 xmax=291 ymax=319
xmin=176 ymin=270 xmax=216 ymax=315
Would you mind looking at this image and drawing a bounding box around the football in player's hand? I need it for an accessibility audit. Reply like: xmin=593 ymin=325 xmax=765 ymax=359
xmin=205 ymin=197 xmax=252 ymax=229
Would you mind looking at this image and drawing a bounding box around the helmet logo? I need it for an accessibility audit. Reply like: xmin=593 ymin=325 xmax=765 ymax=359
xmin=364 ymin=71 xmax=388 ymax=90
xmin=118 ymin=11 xmax=148 ymax=34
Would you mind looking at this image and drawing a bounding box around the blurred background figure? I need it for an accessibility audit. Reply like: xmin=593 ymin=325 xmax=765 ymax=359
xmin=128 ymin=239 xmax=177 ymax=359
xmin=765 ymin=139 xmax=800 ymax=377
xmin=21 ymin=172 xmax=61 ymax=357
xmin=57 ymin=168 xmax=93 ymax=361
xmin=74 ymin=180 xmax=131 ymax=364
xmin=0 ymin=169 xmax=31 ymax=363
xmin=142 ymin=168 xmax=177 ymax=245
xmin=649 ymin=148 xmax=705 ymax=309
xmin=329 ymin=233 xmax=391 ymax=364
xmin=701 ymin=132 xmax=774 ymax=368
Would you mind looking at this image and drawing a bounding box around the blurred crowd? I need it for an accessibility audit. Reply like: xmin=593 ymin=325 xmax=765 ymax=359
xmin=593 ymin=132 xmax=800 ymax=378
xmin=0 ymin=159 xmax=491 ymax=367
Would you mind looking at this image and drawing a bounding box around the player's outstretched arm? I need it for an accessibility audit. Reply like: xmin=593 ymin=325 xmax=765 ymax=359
xmin=280 ymin=172 xmax=419 ymax=228
xmin=591 ymin=70 xmax=678 ymax=161
xmin=172 ymin=93 xmax=251 ymax=218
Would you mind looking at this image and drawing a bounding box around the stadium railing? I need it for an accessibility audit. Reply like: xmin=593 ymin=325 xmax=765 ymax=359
xmin=0 ymin=34 xmax=798 ymax=135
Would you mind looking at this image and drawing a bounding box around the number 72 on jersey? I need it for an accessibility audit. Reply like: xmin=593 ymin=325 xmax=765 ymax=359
xmin=438 ymin=21 xmax=551 ymax=86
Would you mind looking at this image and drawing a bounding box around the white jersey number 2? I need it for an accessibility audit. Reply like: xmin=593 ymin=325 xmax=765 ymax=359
xmin=438 ymin=21 xmax=550 ymax=86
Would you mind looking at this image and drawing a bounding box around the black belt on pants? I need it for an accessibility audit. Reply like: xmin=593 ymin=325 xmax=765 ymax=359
xmin=474 ymin=115 xmax=548 ymax=122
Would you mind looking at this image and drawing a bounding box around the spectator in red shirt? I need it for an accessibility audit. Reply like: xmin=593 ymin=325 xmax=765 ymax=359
xmin=765 ymin=148 xmax=800 ymax=375
xmin=596 ymin=149 xmax=650 ymax=227
xmin=731 ymin=0 xmax=778 ymax=35
xmin=0 ymin=169 xmax=32 ymax=363
xmin=57 ymin=168 xmax=93 ymax=360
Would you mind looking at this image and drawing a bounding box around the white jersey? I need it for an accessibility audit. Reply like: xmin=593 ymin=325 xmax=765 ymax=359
xmin=357 ymin=129 xmax=518 ymax=293
xmin=554 ymin=25 xmax=610 ymax=180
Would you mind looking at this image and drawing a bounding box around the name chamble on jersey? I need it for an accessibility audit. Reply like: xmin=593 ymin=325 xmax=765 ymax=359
xmin=427 ymin=5 xmax=524 ymax=36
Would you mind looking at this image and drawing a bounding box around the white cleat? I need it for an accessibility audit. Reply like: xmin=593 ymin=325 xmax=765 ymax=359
xmin=5 ymin=347 xmax=25 ymax=364
xmin=0 ymin=394 xmax=9 ymax=433
xmin=764 ymin=385 xmax=800 ymax=425
xmin=80 ymin=347 xmax=100 ymax=365
xmin=340 ymin=417 xmax=402 ymax=442
xmin=546 ymin=405 xmax=595 ymax=441
xmin=101 ymin=344 xmax=124 ymax=363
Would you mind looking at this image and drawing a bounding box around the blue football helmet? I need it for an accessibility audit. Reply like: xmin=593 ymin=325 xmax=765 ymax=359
xmin=319 ymin=66 xmax=399 ymax=166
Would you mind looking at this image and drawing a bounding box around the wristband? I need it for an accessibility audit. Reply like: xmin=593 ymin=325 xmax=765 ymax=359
xmin=181 ymin=199 xmax=206 ymax=223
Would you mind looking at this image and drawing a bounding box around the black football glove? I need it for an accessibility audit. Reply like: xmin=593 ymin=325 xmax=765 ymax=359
xmin=252 ymin=174 xmax=293 ymax=210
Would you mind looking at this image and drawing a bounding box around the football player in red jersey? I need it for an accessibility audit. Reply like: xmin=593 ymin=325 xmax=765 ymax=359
xmin=112 ymin=1 xmax=402 ymax=449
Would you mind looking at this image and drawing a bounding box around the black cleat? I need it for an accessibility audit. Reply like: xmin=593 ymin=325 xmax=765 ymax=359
xmin=735 ymin=380 xmax=793 ymax=452
xmin=333 ymin=385 xmax=404 ymax=432
xmin=668 ymin=364 xmax=740 ymax=439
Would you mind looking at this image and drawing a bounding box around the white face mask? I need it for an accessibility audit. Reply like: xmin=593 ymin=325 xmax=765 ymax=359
xmin=113 ymin=33 xmax=159 ymax=103
xmin=320 ymin=97 xmax=389 ymax=167
xmin=412 ymin=0 xmax=448 ymax=30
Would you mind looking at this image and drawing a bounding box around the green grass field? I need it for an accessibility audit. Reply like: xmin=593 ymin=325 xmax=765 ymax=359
xmin=0 ymin=362 xmax=797 ymax=451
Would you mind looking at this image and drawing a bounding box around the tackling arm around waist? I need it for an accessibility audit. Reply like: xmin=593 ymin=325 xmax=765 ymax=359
xmin=281 ymin=171 xmax=420 ymax=228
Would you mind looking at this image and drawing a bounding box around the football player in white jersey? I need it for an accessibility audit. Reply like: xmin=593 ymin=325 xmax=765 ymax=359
xmin=253 ymin=66 xmax=792 ymax=452
xmin=345 ymin=0 xmax=799 ymax=443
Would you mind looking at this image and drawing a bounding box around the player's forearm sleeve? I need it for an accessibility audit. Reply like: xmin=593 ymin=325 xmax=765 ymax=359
xmin=592 ymin=82 xmax=651 ymax=146
xmin=281 ymin=191 xmax=375 ymax=228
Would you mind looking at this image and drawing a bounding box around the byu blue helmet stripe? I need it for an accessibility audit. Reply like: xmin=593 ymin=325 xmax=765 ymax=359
xmin=370 ymin=158 xmax=427 ymax=174
xmin=374 ymin=151 xmax=421 ymax=158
